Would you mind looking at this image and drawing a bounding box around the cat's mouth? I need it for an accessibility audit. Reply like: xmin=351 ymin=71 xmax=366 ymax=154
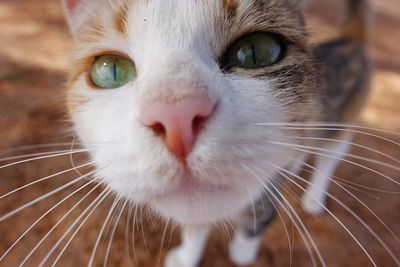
xmin=173 ymin=177 xmax=230 ymax=196
xmin=157 ymin=173 xmax=231 ymax=199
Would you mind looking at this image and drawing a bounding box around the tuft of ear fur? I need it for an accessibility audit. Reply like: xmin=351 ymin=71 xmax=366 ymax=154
xmin=61 ymin=0 xmax=87 ymax=36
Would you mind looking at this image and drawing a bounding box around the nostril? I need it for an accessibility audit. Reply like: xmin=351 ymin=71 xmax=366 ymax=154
xmin=150 ymin=122 xmax=166 ymax=136
xmin=192 ymin=115 xmax=208 ymax=136
xmin=139 ymin=97 xmax=216 ymax=158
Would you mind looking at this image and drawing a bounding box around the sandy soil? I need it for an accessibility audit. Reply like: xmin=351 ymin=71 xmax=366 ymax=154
xmin=0 ymin=0 xmax=399 ymax=266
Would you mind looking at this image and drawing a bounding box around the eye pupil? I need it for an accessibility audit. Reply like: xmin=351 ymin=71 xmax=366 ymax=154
xmin=90 ymin=55 xmax=136 ymax=89
xmin=251 ymin=44 xmax=257 ymax=65
xmin=224 ymin=33 xmax=285 ymax=70
xmin=113 ymin=62 xmax=117 ymax=82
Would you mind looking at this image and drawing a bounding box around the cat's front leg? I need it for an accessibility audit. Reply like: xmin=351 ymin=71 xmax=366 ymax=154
xmin=164 ymin=225 xmax=210 ymax=267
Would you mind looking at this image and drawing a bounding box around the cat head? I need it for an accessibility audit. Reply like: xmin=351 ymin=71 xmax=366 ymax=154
xmin=62 ymin=0 xmax=321 ymax=225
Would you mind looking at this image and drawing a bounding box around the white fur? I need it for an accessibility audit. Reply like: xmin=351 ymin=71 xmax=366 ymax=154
xmin=229 ymin=230 xmax=263 ymax=266
xmin=164 ymin=226 xmax=210 ymax=267
xmin=302 ymin=132 xmax=353 ymax=215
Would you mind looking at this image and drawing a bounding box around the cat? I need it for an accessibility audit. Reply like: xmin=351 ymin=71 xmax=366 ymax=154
xmin=5 ymin=0 xmax=399 ymax=266
xmin=60 ymin=0 xmax=372 ymax=266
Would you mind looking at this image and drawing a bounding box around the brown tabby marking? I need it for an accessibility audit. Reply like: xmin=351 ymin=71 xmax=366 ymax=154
xmin=315 ymin=39 xmax=370 ymax=127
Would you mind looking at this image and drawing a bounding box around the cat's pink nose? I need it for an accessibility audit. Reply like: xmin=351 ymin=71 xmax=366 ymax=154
xmin=139 ymin=97 xmax=215 ymax=159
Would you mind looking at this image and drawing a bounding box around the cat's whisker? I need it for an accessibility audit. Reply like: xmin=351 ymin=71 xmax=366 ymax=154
xmin=257 ymin=122 xmax=400 ymax=137
xmin=158 ymin=218 xmax=171 ymax=265
xmin=69 ymin=136 xmax=86 ymax=177
xmin=275 ymin=166 xmax=380 ymax=267
xmin=20 ymin=188 xmax=108 ymax=267
xmin=277 ymin=156 xmax=400 ymax=266
xmin=49 ymin=190 xmax=114 ymax=267
xmin=333 ymin=176 xmax=399 ymax=194
xmin=269 ymin=141 xmax=400 ymax=186
xmin=167 ymin=221 xmax=177 ymax=253
xmin=333 ymin=179 xmax=381 ymax=199
xmin=104 ymin=200 xmax=128 ymax=267
xmin=241 ymin=164 xmax=326 ymax=267
xmin=296 ymin=165 xmax=381 ymax=199
xmin=0 ymin=149 xmax=87 ymax=171
xmin=0 ymin=177 xmax=95 ymax=261
xmin=286 ymin=136 xmax=400 ymax=165
xmin=87 ymin=196 xmax=121 ymax=267
xmin=256 ymin=184 xmax=294 ymax=267
xmin=139 ymin=203 xmax=152 ymax=261
xmin=0 ymin=149 xmax=85 ymax=163
xmin=0 ymin=143 xmax=81 ymax=156
xmin=220 ymin=220 xmax=232 ymax=245
xmin=265 ymin=186 xmax=320 ymax=267
xmin=278 ymin=179 xmax=303 ymax=203
xmin=243 ymin=142 xmax=397 ymax=194
xmin=124 ymin=204 xmax=132 ymax=266
xmin=290 ymin=157 xmax=400 ymax=244
xmin=279 ymin=185 xmax=305 ymax=267
xmin=289 ymin=214 xmax=295 ymax=267
xmin=257 ymin=146 xmax=400 ymax=251
xmin=274 ymin=144 xmax=399 ymax=194
xmin=124 ymin=203 xmax=135 ymax=267
xmin=288 ymin=141 xmax=400 ymax=173
xmin=0 ymin=175 xmax=86 ymax=223
xmin=103 ymin=200 xmax=123 ymax=252
xmin=332 ymin=179 xmax=400 ymax=242
xmin=267 ymin=125 xmax=400 ymax=148
xmin=299 ymin=162 xmax=383 ymax=198
xmin=269 ymin=187 xmax=324 ymax=267
xmin=132 ymin=204 xmax=139 ymax=265
xmin=0 ymin=162 xmax=93 ymax=200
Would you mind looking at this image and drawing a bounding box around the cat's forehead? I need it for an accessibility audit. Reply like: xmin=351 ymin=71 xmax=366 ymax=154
xmin=122 ymin=0 xmax=304 ymax=31
xmin=79 ymin=0 xmax=305 ymax=41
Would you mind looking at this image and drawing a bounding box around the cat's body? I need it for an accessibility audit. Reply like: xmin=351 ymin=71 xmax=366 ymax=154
xmin=39 ymin=0 xmax=370 ymax=266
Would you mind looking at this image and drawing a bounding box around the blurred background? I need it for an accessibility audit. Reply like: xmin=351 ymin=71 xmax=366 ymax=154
xmin=0 ymin=0 xmax=399 ymax=266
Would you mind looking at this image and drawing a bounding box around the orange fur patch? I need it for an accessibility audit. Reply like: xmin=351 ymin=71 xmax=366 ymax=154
xmin=68 ymin=56 xmax=93 ymax=86
xmin=222 ymin=0 xmax=238 ymax=11
xmin=114 ymin=2 xmax=129 ymax=35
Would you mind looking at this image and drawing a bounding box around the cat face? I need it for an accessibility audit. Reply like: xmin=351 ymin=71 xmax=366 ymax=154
xmin=64 ymin=0 xmax=321 ymax=224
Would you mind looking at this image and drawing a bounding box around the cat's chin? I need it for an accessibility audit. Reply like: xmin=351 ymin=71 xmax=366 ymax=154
xmin=149 ymin=183 xmax=257 ymax=225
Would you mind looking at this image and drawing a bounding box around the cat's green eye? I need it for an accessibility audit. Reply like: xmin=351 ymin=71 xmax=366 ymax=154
xmin=225 ymin=33 xmax=285 ymax=69
xmin=90 ymin=55 xmax=136 ymax=89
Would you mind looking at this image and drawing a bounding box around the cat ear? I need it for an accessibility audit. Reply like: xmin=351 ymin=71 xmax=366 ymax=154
xmin=61 ymin=0 xmax=86 ymax=35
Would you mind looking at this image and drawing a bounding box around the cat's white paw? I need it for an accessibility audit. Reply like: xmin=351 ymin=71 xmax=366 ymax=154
xmin=164 ymin=248 xmax=184 ymax=267
xmin=229 ymin=233 xmax=261 ymax=266
xmin=302 ymin=194 xmax=325 ymax=215
xmin=164 ymin=247 xmax=195 ymax=267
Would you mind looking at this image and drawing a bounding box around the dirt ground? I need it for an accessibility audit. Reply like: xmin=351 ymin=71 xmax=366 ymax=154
xmin=0 ymin=0 xmax=399 ymax=266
